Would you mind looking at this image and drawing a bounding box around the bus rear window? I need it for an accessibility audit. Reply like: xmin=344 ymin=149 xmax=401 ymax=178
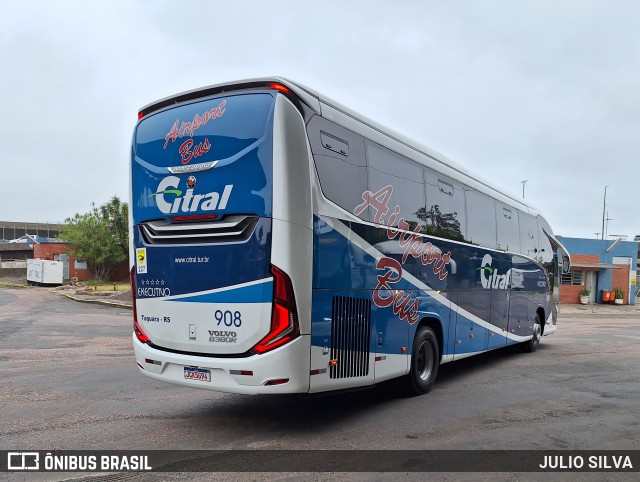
xmin=132 ymin=92 xmax=276 ymax=223
xmin=134 ymin=93 xmax=275 ymax=169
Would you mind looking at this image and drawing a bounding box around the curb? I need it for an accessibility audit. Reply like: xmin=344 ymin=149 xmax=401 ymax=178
xmin=559 ymin=304 xmax=640 ymax=315
xmin=0 ymin=282 xmax=30 ymax=289
xmin=54 ymin=290 xmax=133 ymax=310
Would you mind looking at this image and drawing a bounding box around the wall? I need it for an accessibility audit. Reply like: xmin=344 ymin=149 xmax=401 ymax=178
xmin=0 ymin=243 xmax=33 ymax=260
xmin=111 ymin=261 xmax=130 ymax=282
xmin=559 ymin=253 xmax=599 ymax=304
xmin=32 ymin=243 xmax=128 ymax=282
xmin=0 ymin=268 xmax=26 ymax=278
xmin=33 ymin=243 xmax=92 ymax=281
xmin=612 ymin=265 xmax=631 ymax=304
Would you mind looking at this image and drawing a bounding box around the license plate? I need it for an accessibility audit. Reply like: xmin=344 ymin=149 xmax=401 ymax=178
xmin=184 ymin=367 xmax=211 ymax=382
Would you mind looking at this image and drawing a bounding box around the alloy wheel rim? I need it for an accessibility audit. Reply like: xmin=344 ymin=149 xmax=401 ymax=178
xmin=417 ymin=340 xmax=434 ymax=381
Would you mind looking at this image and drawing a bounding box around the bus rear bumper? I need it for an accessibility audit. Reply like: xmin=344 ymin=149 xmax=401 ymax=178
xmin=133 ymin=334 xmax=310 ymax=394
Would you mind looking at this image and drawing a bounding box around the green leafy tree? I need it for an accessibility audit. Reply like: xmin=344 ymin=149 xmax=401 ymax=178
xmin=100 ymin=196 xmax=129 ymax=258
xmin=415 ymin=205 xmax=464 ymax=241
xmin=60 ymin=197 xmax=129 ymax=281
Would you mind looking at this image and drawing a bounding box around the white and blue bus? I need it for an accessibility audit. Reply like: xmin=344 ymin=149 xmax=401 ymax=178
xmin=131 ymin=78 xmax=570 ymax=395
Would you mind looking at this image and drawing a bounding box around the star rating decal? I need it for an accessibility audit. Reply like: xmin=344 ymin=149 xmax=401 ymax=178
xmin=140 ymin=279 xmax=166 ymax=286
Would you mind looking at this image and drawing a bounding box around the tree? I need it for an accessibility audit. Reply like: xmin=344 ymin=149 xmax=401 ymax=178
xmin=415 ymin=205 xmax=464 ymax=242
xmin=60 ymin=197 xmax=129 ymax=281
xmin=99 ymin=196 xmax=128 ymax=258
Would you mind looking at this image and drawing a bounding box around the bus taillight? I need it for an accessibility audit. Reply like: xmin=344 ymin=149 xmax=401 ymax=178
xmin=130 ymin=267 xmax=150 ymax=344
xmin=269 ymin=83 xmax=290 ymax=94
xmin=251 ymin=265 xmax=299 ymax=354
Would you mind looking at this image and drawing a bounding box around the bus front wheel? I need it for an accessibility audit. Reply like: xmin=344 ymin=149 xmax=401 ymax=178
xmin=405 ymin=326 xmax=440 ymax=395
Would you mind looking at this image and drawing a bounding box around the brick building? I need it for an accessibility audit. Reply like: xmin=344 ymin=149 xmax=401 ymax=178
xmin=557 ymin=236 xmax=637 ymax=305
xmin=32 ymin=241 xmax=129 ymax=282
xmin=33 ymin=242 xmax=92 ymax=281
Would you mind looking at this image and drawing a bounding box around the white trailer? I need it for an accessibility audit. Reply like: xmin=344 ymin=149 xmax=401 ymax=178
xmin=26 ymin=259 xmax=64 ymax=285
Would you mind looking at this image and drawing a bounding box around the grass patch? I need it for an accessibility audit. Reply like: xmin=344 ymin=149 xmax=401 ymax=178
xmin=84 ymin=281 xmax=130 ymax=292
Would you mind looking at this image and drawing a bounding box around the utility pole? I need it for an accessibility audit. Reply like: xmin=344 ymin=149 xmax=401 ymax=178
xmin=605 ymin=211 xmax=613 ymax=240
xmin=601 ymin=185 xmax=608 ymax=240
xmin=521 ymin=180 xmax=528 ymax=199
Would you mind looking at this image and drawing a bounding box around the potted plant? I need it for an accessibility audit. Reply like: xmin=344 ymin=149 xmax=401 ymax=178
xmin=614 ymin=286 xmax=624 ymax=305
xmin=579 ymin=288 xmax=590 ymax=304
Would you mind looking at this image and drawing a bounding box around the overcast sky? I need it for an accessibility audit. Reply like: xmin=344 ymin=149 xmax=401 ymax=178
xmin=1 ymin=0 xmax=638 ymax=240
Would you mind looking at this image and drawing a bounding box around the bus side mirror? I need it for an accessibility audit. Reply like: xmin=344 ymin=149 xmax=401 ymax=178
xmin=562 ymin=256 xmax=570 ymax=274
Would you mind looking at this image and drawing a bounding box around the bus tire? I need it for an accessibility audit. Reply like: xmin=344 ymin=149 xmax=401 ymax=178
xmin=405 ymin=326 xmax=440 ymax=395
xmin=522 ymin=313 xmax=542 ymax=353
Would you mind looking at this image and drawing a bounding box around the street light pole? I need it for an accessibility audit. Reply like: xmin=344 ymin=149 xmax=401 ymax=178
xmin=601 ymin=185 xmax=608 ymax=240
xmin=521 ymin=180 xmax=528 ymax=199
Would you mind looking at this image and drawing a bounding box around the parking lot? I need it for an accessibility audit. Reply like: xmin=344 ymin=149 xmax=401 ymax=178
xmin=1 ymin=287 xmax=639 ymax=480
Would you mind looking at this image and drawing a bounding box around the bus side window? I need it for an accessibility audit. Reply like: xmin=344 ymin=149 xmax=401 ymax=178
xmin=519 ymin=212 xmax=539 ymax=260
xmin=366 ymin=141 xmax=425 ymax=228
xmin=424 ymin=169 xmax=467 ymax=242
xmin=307 ymin=116 xmax=369 ymax=220
xmin=465 ymin=190 xmax=497 ymax=249
xmin=495 ymin=203 xmax=521 ymax=252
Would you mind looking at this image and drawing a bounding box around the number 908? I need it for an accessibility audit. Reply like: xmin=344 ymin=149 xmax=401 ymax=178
xmin=215 ymin=310 xmax=242 ymax=327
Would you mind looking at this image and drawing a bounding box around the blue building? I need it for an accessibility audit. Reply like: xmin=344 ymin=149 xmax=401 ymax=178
xmin=557 ymin=236 xmax=637 ymax=305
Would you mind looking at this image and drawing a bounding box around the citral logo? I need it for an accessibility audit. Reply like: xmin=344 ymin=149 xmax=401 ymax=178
xmin=479 ymin=254 xmax=511 ymax=289
xmin=150 ymin=176 xmax=233 ymax=214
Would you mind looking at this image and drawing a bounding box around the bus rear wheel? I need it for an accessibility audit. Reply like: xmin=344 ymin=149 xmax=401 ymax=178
xmin=405 ymin=326 xmax=440 ymax=395
xmin=521 ymin=314 xmax=542 ymax=353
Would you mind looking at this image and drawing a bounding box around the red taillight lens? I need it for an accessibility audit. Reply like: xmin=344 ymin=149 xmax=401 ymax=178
xmin=134 ymin=320 xmax=150 ymax=344
xmin=138 ymin=111 xmax=144 ymax=120
xmin=131 ymin=267 xmax=150 ymax=344
xmin=251 ymin=265 xmax=299 ymax=354
xmin=269 ymin=83 xmax=290 ymax=94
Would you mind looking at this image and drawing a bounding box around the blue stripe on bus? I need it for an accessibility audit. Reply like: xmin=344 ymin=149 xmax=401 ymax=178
xmin=167 ymin=280 xmax=273 ymax=304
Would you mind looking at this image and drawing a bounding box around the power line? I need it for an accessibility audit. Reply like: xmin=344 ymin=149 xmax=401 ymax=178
xmin=606 ymin=204 xmax=640 ymax=215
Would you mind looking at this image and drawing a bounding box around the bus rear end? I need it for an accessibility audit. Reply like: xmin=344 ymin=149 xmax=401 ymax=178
xmin=130 ymin=82 xmax=313 ymax=393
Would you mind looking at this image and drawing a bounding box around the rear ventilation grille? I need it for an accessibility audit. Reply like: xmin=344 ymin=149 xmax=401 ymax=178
xmin=140 ymin=216 xmax=258 ymax=245
xmin=330 ymin=296 xmax=371 ymax=379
